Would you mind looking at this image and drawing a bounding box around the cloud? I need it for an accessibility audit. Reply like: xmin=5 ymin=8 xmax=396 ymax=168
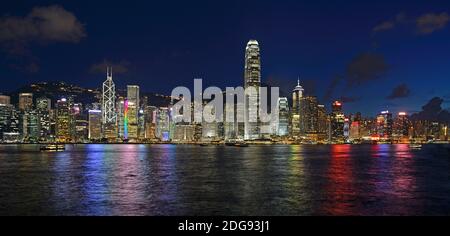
xmin=89 ymin=59 xmax=130 ymax=74
xmin=0 ymin=5 xmax=85 ymax=55
xmin=386 ymin=83 xmax=411 ymax=99
xmin=323 ymin=75 xmax=343 ymax=102
xmin=410 ymin=97 xmax=450 ymax=122
xmin=346 ymin=52 xmax=389 ymax=87
xmin=416 ymin=12 xmax=449 ymax=35
xmin=373 ymin=21 xmax=395 ymax=32
xmin=373 ymin=12 xmax=449 ymax=35
xmin=8 ymin=61 xmax=40 ymax=74
xmin=372 ymin=13 xmax=406 ymax=33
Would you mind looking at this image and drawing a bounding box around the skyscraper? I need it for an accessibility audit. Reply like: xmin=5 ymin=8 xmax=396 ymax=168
xmin=291 ymin=79 xmax=304 ymax=138
xmin=277 ymin=97 xmax=289 ymax=136
xmin=317 ymin=104 xmax=328 ymax=141
xmin=0 ymin=104 xmax=13 ymax=140
xmin=102 ymin=67 xmax=117 ymax=139
xmin=56 ymin=98 xmax=71 ymax=142
xmin=25 ymin=110 xmax=40 ymax=142
xmin=19 ymin=93 xmax=33 ymax=111
xmin=126 ymin=85 xmax=140 ymax=140
xmin=36 ymin=97 xmax=51 ymax=141
xmin=393 ymin=112 xmax=410 ymax=143
xmin=117 ymin=97 xmax=125 ymax=139
xmin=244 ymin=39 xmax=261 ymax=140
xmin=331 ymin=100 xmax=345 ymax=143
xmin=300 ymin=96 xmax=319 ymax=140
xmin=88 ymin=110 xmax=102 ymax=140
xmin=156 ymin=107 xmax=171 ymax=141
xmin=377 ymin=110 xmax=393 ymax=140
xmin=0 ymin=95 xmax=10 ymax=105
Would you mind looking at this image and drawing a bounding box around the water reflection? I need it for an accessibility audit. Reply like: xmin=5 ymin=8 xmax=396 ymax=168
xmin=1 ymin=144 xmax=450 ymax=215
xmin=321 ymin=145 xmax=356 ymax=215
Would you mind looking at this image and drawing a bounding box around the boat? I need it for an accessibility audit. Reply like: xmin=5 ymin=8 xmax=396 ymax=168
xmin=234 ymin=141 xmax=249 ymax=147
xmin=199 ymin=143 xmax=210 ymax=146
xmin=225 ymin=140 xmax=248 ymax=147
xmin=409 ymin=143 xmax=422 ymax=149
xmin=40 ymin=144 xmax=65 ymax=151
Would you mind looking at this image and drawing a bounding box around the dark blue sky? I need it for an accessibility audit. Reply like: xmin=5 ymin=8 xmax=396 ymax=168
xmin=1 ymin=0 xmax=450 ymax=116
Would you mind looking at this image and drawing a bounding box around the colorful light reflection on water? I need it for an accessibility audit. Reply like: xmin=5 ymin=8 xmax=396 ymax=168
xmin=0 ymin=144 xmax=450 ymax=215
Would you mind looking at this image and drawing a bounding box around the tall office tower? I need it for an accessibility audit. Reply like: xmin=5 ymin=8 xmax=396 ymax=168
xmin=144 ymin=105 xmax=157 ymax=140
xmin=19 ymin=93 xmax=33 ymax=111
xmin=138 ymin=108 xmax=146 ymax=140
xmin=277 ymin=97 xmax=289 ymax=136
xmin=244 ymin=39 xmax=261 ymax=140
xmin=123 ymin=99 xmax=129 ymax=140
xmin=0 ymin=95 xmax=10 ymax=105
xmin=56 ymin=98 xmax=71 ymax=142
xmin=117 ymin=97 xmax=125 ymax=139
xmin=75 ymin=117 xmax=89 ymax=143
xmin=36 ymin=97 xmax=51 ymax=141
xmin=0 ymin=104 xmax=13 ymax=140
xmin=126 ymin=85 xmax=139 ymax=140
xmin=291 ymin=79 xmax=304 ymax=138
xmin=377 ymin=110 xmax=393 ymax=139
xmin=0 ymin=104 xmax=20 ymax=142
xmin=26 ymin=110 xmax=40 ymax=142
xmin=317 ymin=104 xmax=328 ymax=141
xmin=156 ymin=107 xmax=171 ymax=141
xmin=300 ymin=96 xmax=319 ymax=138
xmin=88 ymin=110 xmax=102 ymax=140
xmin=102 ymin=67 xmax=117 ymax=139
xmin=343 ymin=117 xmax=350 ymax=141
xmin=330 ymin=101 xmax=345 ymax=143
xmin=393 ymin=112 xmax=410 ymax=142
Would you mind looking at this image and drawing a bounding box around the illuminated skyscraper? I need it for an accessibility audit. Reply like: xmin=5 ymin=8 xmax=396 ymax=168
xmin=0 ymin=95 xmax=10 ymax=105
xmin=117 ymin=97 xmax=125 ymax=139
xmin=300 ymin=96 xmax=319 ymax=137
xmin=393 ymin=112 xmax=410 ymax=142
xmin=317 ymin=104 xmax=328 ymax=141
xmin=56 ymin=98 xmax=71 ymax=142
xmin=291 ymin=79 xmax=304 ymax=138
xmin=124 ymin=98 xmax=129 ymax=140
xmin=26 ymin=110 xmax=40 ymax=142
xmin=126 ymin=85 xmax=139 ymax=140
xmin=156 ymin=107 xmax=171 ymax=141
xmin=0 ymin=104 xmax=14 ymax=140
xmin=88 ymin=110 xmax=102 ymax=140
xmin=277 ymin=97 xmax=289 ymax=136
xmin=331 ymin=101 xmax=345 ymax=143
xmin=102 ymin=67 xmax=117 ymax=139
xmin=244 ymin=39 xmax=261 ymax=140
xmin=144 ymin=105 xmax=157 ymax=140
xmin=19 ymin=93 xmax=33 ymax=111
xmin=377 ymin=110 xmax=393 ymax=139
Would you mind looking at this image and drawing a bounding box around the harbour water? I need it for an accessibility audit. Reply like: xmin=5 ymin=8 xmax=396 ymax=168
xmin=0 ymin=144 xmax=449 ymax=215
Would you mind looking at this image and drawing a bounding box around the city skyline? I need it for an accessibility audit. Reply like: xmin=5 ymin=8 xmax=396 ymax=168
xmin=1 ymin=1 xmax=450 ymax=116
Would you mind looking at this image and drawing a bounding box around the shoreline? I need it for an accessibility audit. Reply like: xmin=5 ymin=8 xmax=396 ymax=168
xmin=0 ymin=142 xmax=449 ymax=146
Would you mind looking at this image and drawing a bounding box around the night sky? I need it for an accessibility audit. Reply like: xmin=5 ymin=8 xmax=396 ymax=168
xmin=1 ymin=0 xmax=450 ymax=116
